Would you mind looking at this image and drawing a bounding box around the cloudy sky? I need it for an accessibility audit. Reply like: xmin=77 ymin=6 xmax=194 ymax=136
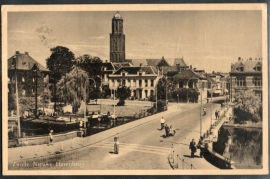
xmin=7 ymin=8 xmax=263 ymax=73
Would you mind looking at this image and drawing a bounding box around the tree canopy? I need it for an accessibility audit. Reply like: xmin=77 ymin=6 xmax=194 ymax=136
xmin=46 ymin=46 xmax=75 ymax=83
xmin=56 ymin=66 xmax=89 ymax=112
xmin=233 ymin=90 xmax=262 ymax=123
xmin=116 ymin=85 xmax=131 ymax=106
xmin=75 ymin=54 xmax=103 ymax=78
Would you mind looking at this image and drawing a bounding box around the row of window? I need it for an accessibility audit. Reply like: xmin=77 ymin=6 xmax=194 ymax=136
xmin=111 ymin=79 xmax=154 ymax=87
xmin=9 ymin=76 xmax=47 ymax=83
xmin=236 ymin=77 xmax=262 ymax=87
xmin=237 ymin=66 xmax=261 ymax=72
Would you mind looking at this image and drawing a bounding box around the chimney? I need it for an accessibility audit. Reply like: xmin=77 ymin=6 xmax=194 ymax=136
xmin=190 ymin=65 xmax=192 ymax=70
xmin=194 ymin=68 xmax=196 ymax=71
xmin=238 ymin=57 xmax=241 ymax=61
xmin=140 ymin=63 xmax=142 ymax=66
xmin=105 ymin=60 xmax=107 ymax=62
xmin=15 ymin=51 xmax=20 ymax=55
xmin=25 ymin=52 xmax=28 ymax=55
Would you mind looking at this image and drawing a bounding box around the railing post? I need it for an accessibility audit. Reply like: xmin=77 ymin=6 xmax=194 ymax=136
xmin=182 ymin=159 xmax=184 ymax=169
xmin=170 ymin=144 xmax=173 ymax=159
xmin=172 ymin=150 xmax=174 ymax=164
xmin=176 ymin=154 xmax=179 ymax=169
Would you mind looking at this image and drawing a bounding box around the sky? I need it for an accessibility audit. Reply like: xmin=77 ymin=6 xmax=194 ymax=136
xmin=7 ymin=10 xmax=262 ymax=73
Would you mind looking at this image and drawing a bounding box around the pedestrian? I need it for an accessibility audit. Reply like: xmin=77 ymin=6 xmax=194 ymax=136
xmin=160 ymin=117 xmax=165 ymax=130
xmin=215 ymin=110 xmax=218 ymax=120
xmin=169 ymin=125 xmax=176 ymax=136
xmin=164 ymin=124 xmax=170 ymax=138
xmin=203 ymin=107 xmax=206 ymax=116
xmin=218 ymin=111 xmax=220 ymax=119
xmin=48 ymin=130 xmax=53 ymax=146
xmin=189 ymin=139 xmax=197 ymax=158
xmin=197 ymin=136 xmax=205 ymax=158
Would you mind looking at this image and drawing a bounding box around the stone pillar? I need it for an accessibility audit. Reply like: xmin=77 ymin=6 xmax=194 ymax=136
xmin=142 ymin=89 xmax=145 ymax=99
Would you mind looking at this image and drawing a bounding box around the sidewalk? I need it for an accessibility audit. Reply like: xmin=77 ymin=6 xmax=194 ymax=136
xmin=9 ymin=102 xmax=223 ymax=170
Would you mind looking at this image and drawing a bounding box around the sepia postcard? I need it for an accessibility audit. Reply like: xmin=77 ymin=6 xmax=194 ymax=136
xmin=2 ymin=4 xmax=268 ymax=176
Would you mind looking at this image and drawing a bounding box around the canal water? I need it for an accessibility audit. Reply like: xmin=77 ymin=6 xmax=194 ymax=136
xmin=213 ymin=126 xmax=262 ymax=169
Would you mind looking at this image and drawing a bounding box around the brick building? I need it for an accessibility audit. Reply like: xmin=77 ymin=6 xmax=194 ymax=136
xmin=229 ymin=57 xmax=262 ymax=101
xmin=8 ymin=51 xmax=49 ymax=98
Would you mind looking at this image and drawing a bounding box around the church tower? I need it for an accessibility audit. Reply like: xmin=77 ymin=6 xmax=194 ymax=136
xmin=110 ymin=11 xmax=125 ymax=63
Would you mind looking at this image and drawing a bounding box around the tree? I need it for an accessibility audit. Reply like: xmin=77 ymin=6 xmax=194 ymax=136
xmin=156 ymin=77 xmax=175 ymax=100
xmin=233 ymin=90 xmax=262 ymax=123
xmin=39 ymin=84 xmax=52 ymax=111
xmin=75 ymin=54 xmax=103 ymax=78
xmin=56 ymin=66 xmax=89 ymax=113
xmin=46 ymin=46 xmax=75 ymax=110
xmin=8 ymin=88 xmax=16 ymax=115
xmin=156 ymin=77 xmax=167 ymax=100
xmin=116 ymin=86 xmax=131 ymax=106
xmin=171 ymin=88 xmax=199 ymax=103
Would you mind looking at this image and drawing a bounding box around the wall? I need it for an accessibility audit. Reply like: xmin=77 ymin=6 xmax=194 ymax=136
xmin=14 ymin=131 xmax=80 ymax=147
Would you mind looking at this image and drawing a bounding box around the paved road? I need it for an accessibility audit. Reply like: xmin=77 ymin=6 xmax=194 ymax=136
xmin=41 ymin=102 xmax=221 ymax=170
xmin=9 ymin=99 xmax=225 ymax=170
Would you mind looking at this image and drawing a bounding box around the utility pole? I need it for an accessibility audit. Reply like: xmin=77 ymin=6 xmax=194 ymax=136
xmin=200 ymin=80 xmax=203 ymax=137
xmin=84 ymin=75 xmax=87 ymax=128
xmin=13 ymin=56 xmax=21 ymax=138
xmin=210 ymin=81 xmax=213 ymax=126
xmin=155 ymin=84 xmax=157 ymax=109
xmin=34 ymin=64 xmax=38 ymax=118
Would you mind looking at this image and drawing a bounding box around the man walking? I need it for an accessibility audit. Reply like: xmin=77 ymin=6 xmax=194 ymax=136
xmin=215 ymin=110 xmax=218 ymax=120
xmin=189 ymin=139 xmax=197 ymax=158
xmin=160 ymin=117 xmax=165 ymax=130
xmin=197 ymin=137 xmax=205 ymax=158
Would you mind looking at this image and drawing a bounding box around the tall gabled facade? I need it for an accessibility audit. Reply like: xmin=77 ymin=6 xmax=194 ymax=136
xmin=8 ymin=51 xmax=50 ymax=97
xmin=229 ymin=57 xmax=262 ymax=101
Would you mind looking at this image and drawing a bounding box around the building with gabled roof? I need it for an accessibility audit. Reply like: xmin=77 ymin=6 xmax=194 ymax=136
xmin=109 ymin=66 xmax=161 ymax=99
xmin=173 ymin=68 xmax=208 ymax=101
xmin=8 ymin=51 xmax=50 ymax=98
xmin=229 ymin=57 xmax=262 ymax=101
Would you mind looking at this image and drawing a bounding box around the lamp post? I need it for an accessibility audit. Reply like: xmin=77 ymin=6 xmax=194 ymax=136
xmin=32 ymin=63 xmax=39 ymax=118
xmin=165 ymin=76 xmax=168 ymax=105
xmin=12 ymin=55 xmax=21 ymax=138
xmin=209 ymin=81 xmax=213 ymax=126
xmin=199 ymin=80 xmax=203 ymax=137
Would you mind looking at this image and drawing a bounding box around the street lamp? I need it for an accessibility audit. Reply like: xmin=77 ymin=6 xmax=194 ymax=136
xmin=199 ymin=80 xmax=203 ymax=137
xmin=208 ymin=81 xmax=214 ymax=126
xmin=12 ymin=55 xmax=21 ymax=138
xmin=32 ymin=63 xmax=39 ymax=118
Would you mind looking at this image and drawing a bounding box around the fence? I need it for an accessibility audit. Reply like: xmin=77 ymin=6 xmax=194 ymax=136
xmin=167 ymin=144 xmax=197 ymax=170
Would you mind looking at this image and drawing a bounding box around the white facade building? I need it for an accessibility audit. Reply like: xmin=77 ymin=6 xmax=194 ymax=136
xmin=109 ymin=66 xmax=161 ymax=99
